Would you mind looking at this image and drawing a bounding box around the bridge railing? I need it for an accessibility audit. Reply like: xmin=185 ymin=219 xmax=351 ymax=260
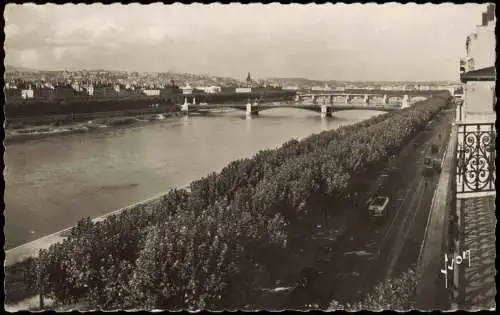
xmin=455 ymin=122 xmax=496 ymax=198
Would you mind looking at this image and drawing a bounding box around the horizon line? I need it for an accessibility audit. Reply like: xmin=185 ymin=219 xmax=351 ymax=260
xmin=5 ymin=65 xmax=460 ymax=84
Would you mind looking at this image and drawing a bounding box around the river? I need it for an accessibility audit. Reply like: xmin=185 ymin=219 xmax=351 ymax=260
xmin=4 ymin=108 xmax=384 ymax=249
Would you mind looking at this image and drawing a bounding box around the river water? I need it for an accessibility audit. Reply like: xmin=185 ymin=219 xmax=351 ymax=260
xmin=4 ymin=108 xmax=383 ymax=249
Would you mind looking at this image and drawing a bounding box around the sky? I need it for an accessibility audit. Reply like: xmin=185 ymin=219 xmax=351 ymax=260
xmin=4 ymin=3 xmax=490 ymax=81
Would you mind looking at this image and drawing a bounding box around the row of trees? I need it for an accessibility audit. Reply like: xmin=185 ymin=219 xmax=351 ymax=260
xmin=328 ymin=269 xmax=417 ymax=311
xmin=8 ymin=93 xmax=452 ymax=310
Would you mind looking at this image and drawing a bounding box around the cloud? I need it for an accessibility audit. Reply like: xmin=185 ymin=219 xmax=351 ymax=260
xmin=4 ymin=3 xmax=490 ymax=81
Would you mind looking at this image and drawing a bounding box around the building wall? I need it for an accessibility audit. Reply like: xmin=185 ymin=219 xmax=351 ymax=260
xmin=459 ymin=5 xmax=495 ymax=124
xmin=465 ymin=9 xmax=495 ymax=73
xmin=468 ymin=22 xmax=495 ymax=70
xmin=462 ymin=81 xmax=495 ymax=123
xmin=21 ymin=89 xmax=34 ymax=99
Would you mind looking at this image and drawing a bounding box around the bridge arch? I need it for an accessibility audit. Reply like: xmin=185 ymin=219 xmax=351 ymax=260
xmin=326 ymin=107 xmax=396 ymax=113
xmin=182 ymin=103 xmax=401 ymax=116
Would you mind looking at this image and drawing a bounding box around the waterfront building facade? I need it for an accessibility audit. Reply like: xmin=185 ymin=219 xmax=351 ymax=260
xmin=455 ymin=3 xmax=495 ymax=197
xmin=452 ymin=3 xmax=495 ymax=309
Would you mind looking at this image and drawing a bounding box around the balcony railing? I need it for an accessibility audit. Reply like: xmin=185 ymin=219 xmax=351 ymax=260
xmin=456 ymin=122 xmax=496 ymax=198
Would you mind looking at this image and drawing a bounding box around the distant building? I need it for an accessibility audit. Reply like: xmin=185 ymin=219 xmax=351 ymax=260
xmin=71 ymin=82 xmax=83 ymax=92
xmin=21 ymin=89 xmax=34 ymax=99
xmin=196 ymin=86 xmax=221 ymax=94
xmin=311 ymin=84 xmax=331 ymax=92
xmin=85 ymin=85 xmax=94 ymax=96
xmin=142 ymin=89 xmax=161 ymax=96
xmin=283 ymin=86 xmax=300 ymax=91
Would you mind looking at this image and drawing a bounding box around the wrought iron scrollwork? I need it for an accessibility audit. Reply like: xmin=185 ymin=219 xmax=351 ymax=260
xmin=456 ymin=123 xmax=496 ymax=195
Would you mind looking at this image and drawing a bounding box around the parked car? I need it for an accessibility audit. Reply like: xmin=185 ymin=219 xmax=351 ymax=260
xmin=430 ymin=144 xmax=440 ymax=155
xmin=423 ymin=155 xmax=441 ymax=176
xmin=368 ymin=196 xmax=390 ymax=219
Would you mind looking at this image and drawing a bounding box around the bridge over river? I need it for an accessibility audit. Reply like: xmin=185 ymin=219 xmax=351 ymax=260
xmin=178 ymin=89 xmax=435 ymax=117
xmin=178 ymin=102 xmax=405 ymax=117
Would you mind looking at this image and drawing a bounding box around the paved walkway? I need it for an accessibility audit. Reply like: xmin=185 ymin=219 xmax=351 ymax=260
xmin=460 ymin=196 xmax=496 ymax=310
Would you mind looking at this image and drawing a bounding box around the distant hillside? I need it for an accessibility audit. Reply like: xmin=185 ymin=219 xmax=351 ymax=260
xmin=5 ymin=65 xmax=40 ymax=72
xmin=5 ymin=66 xmax=458 ymax=87
xmin=4 ymin=66 xmax=248 ymax=87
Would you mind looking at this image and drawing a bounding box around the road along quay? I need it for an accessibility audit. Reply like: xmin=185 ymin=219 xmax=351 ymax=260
xmin=266 ymin=108 xmax=457 ymax=310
